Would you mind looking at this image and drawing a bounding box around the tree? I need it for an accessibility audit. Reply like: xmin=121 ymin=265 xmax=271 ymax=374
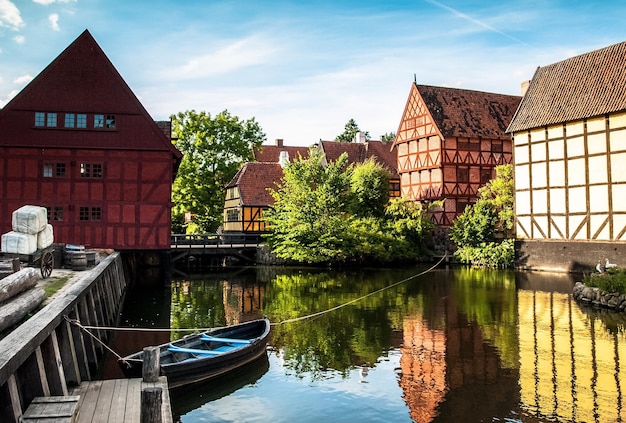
xmin=449 ymin=164 xmax=515 ymax=268
xmin=171 ymin=110 xmax=265 ymax=233
xmin=381 ymin=132 xmax=396 ymax=143
xmin=349 ymin=158 xmax=390 ymax=218
xmin=263 ymin=149 xmax=353 ymax=263
xmin=335 ymin=118 xmax=370 ymax=143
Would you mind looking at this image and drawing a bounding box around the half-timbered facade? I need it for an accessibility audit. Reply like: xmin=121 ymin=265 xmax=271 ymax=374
xmin=0 ymin=30 xmax=181 ymax=250
xmin=223 ymin=141 xmax=310 ymax=233
xmin=393 ymin=83 xmax=521 ymax=225
xmin=507 ymin=41 xmax=626 ymax=272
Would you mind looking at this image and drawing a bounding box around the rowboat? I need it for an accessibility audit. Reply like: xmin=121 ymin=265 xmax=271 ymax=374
xmin=118 ymin=318 xmax=271 ymax=389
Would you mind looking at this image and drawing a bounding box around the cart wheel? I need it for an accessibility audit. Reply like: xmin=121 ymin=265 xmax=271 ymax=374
xmin=41 ymin=251 xmax=54 ymax=279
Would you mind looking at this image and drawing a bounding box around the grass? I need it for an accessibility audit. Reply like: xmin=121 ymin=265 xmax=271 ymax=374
xmin=43 ymin=274 xmax=71 ymax=298
xmin=583 ymin=268 xmax=626 ymax=295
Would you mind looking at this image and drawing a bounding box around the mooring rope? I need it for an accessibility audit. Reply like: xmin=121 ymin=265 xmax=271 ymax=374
xmin=65 ymin=254 xmax=446 ymax=334
xmin=271 ymin=254 xmax=447 ymax=325
xmin=63 ymin=315 xmax=125 ymax=360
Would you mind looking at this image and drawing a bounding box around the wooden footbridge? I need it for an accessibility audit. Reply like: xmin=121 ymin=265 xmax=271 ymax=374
xmin=170 ymin=233 xmax=262 ymax=272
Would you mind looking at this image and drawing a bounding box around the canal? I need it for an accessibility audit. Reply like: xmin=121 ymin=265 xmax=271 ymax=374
xmin=102 ymin=264 xmax=626 ymax=423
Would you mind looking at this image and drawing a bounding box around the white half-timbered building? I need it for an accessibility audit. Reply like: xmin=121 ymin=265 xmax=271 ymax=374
xmin=507 ymin=41 xmax=626 ymax=272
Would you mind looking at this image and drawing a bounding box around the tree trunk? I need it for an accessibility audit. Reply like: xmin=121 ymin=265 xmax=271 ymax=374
xmin=0 ymin=287 xmax=45 ymax=332
xmin=0 ymin=267 xmax=39 ymax=304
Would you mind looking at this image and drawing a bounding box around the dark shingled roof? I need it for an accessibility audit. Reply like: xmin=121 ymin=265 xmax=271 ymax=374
xmin=227 ymin=162 xmax=284 ymax=206
xmin=417 ymin=84 xmax=521 ymax=140
xmin=319 ymin=140 xmax=398 ymax=178
xmin=507 ymin=41 xmax=626 ymax=133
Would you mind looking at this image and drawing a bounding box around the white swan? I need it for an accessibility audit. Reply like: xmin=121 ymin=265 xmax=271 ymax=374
xmin=606 ymin=258 xmax=617 ymax=269
xmin=597 ymin=261 xmax=605 ymax=273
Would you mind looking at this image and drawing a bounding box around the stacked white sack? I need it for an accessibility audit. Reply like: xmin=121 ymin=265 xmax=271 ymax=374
xmin=2 ymin=205 xmax=53 ymax=255
xmin=1 ymin=231 xmax=38 ymax=255
xmin=12 ymin=205 xmax=48 ymax=235
xmin=37 ymin=224 xmax=54 ymax=250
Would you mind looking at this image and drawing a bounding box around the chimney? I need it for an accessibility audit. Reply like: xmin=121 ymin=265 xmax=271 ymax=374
xmin=354 ymin=131 xmax=366 ymax=143
xmin=275 ymin=138 xmax=284 ymax=147
xmin=279 ymin=151 xmax=289 ymax=168
xmin=521 ymin=80 xmax=531 ymax=96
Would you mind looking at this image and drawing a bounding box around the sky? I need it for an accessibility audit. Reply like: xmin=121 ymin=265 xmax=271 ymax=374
xmin=0 ymin=1 xmax=625 ymax=146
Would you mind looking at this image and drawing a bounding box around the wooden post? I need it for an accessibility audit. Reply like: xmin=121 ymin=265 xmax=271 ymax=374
xmin=140 ymin=386 xmax=162 ymax=423
xmin=142 ymin=346 xmax=160 ymax=383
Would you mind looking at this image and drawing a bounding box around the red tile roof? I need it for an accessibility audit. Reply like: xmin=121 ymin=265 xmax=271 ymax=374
xmin=253 ymin=145 xmax=310 ymax=162
xmin=227 ymin=162 xmax=284 ymax=206
xmin=507 ymin=41 xmax=626 ymax=133
xmin=319 ymin=140 xmax=398 ymax=178
xmin=417 ymin=84 xmax=521 ymax=140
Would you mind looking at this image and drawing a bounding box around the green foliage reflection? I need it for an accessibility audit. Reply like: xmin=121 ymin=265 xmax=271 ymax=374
xmin=170 ymin=280 xmax=226 ymax=340
xmin=452 ymin=268 xmax=519 ymax=368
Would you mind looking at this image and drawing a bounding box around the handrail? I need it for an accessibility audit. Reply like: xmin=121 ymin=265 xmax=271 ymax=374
xmin=170 ymin=233 xmax=262 ymax=248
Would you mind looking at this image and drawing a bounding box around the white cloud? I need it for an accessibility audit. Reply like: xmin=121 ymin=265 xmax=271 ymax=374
xmin=33 ymin=0 xmax=76 ymax=4
xmin=164 ymin=34 xmax=280 ymax=80
xmin=13 ymin=34 xmax=24 ymax=43
xmin=49 ymin=13 xmax=59 ymax=30
xmin=0 ymin=0 xmax=24 ymax=30
xmin=0 ymin=88 xmax=19 ymax=107
xmin=13 ymin=74 xmax=32 ymax=84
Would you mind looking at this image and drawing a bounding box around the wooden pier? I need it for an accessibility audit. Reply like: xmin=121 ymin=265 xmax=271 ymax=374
xmin=0 ymin=253 xmax=172 ymax=423
xmin=71 ymin=377 xmax=172 ymax=423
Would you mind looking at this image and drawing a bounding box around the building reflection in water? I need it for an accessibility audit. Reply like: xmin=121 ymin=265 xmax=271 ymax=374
xmin=399 ymin=270 xmax=626 ymax=422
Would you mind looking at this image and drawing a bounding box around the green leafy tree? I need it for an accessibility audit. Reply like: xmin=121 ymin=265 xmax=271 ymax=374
xmin=349 ymin=158 xmax=390 ymax=218
xmin=449 ymin=164 xmax=514 ymax=268
xmin=263 ymin=149 xmax=353 ymax=263
xmin=171 ymin=110 xmax=265 ymax=233
xmin=264 ymin=151 xmax=438 ymax=264
xmin=381 ymin=132 xmax=396 ymax=143
xmin=335 ymin=118 xmax=370 ymax=142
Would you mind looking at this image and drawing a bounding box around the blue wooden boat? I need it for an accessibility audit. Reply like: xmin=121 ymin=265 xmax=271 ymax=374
xmin=118 ymin=318 xmax=271 ymax=388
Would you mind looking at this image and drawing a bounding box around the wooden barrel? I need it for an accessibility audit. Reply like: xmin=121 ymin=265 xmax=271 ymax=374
xmin=86 ymin=251 xmax=96 ymax=266
xmin=67 ymin=251 xmax=87 ymax=271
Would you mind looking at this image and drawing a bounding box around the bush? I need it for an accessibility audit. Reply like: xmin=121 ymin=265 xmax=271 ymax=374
xmin=453 ymin=239 xmax=514 ymax=269
xmin=583 ymin=268 xmax=626 ymax=295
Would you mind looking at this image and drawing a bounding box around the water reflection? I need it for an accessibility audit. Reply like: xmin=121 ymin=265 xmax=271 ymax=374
xmin=112 ymin=266 xmax=626 ymax=422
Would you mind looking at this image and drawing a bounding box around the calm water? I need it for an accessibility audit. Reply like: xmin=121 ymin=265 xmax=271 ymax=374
xmin=104 ymin=265 xmax=626 ymax=423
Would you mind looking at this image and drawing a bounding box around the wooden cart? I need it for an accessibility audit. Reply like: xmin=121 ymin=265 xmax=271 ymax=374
xmin=1 ymin=245 xmax=55 ymax=279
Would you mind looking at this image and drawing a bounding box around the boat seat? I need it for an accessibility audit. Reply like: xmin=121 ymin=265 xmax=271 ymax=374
xmin=168 ymin=344 xmax=224 ymax=356
xmin=200 ymin=334 xmax=253 ymax=344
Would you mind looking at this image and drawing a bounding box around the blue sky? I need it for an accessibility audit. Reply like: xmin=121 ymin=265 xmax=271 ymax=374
xmin=0 ymin=0 xmax=625 ymax=146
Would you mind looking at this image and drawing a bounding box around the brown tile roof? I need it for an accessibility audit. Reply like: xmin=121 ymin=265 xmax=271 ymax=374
xmin=417 ymin=84 xmax=521 ymax=140
xmin=227 ymin=162 xmax=284 ymax=206
xmin=319 ymin=140 xmax=399 ymax=178
xmin=507 ymin=41 xmax=626 ymax=133
xmin=253 ymin=145 xmax=310 ymax=163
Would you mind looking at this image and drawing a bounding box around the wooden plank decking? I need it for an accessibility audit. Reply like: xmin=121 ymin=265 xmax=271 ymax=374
xmin=71 ymin=377 xmax=172 ymax=423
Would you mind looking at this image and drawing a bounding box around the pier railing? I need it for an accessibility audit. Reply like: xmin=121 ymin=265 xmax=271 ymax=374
xmin=0 ymin=252 xmax=126 ymax=423
xmin=170 ymin=233 xmax=262 ymax=249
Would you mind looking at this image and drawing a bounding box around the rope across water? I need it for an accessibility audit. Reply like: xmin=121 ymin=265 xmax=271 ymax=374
xmin=65 ymin=254 xmax=446 ymax=353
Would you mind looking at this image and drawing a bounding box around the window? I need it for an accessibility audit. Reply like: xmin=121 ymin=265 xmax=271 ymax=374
xmin=106 ymin=115 xmax=115 ymax=128
xmin=56 ymin=163 xmax=66 ymax=177
xmin=46 ymin=113 xmax=57 ymax=127
xmin=480 ymin=169 xmax=492 ymax=184
xmin=227 ymin=209 xmax=239 ymax=222
xmin=43 ymin=162 xmax=66 ymax=177
xmin=65 ymin=113 xmax=75 ymax=128
xmin=77 ymin=114 xmax=87 ymax=128
xmin=35 ymin=112 xmax=45 ymax=127
xmin=91 ymin=207 xmax=101 ymax=221
xmin=94 ymin=114 xmax=104 ymax=128
xmin=457 ymin=167 xmax=469 ymax=183
xmin=492 ymin=141 xmax=503 ymax=153
xmin=79 ymin=207 xmax=90 ymax=221
xmin=43 ymin=163 xmax=53 ymax=177
xmin=80 ymin=163 xmax=103 ymax=178
xmin=226 ymin=187 xmax=238 ymax=200
xmin=79 ymin=206 xmax=101 ymax=221
xmin=53 ymin=207 xmax=64 ymax=221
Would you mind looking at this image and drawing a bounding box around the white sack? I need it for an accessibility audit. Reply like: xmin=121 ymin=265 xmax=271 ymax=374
xmin=12 ymin=205 xmax=48 ymax=235
xmin=1 ymin=231 xmax=38 ymax=255
xmin=37 ymin=224 xmax=54 ymax=250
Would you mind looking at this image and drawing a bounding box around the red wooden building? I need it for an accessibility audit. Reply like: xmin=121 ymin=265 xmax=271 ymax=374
xmin=0 ymin=30 xmax=182 ymax=250
xmin=393 ymin=83 xmax=521 ymax=225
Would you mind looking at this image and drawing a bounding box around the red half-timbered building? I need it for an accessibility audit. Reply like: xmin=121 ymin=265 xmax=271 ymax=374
xmin=0 ymin=30 xmax=182 ymax=250
xmin=393 ymin=83 xmax=521 ymax=225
